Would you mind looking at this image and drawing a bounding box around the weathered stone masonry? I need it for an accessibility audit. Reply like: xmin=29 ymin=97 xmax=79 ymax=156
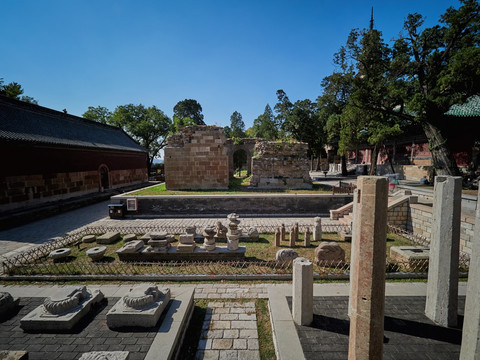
xmin=164 ymin=126 xmax=229 ymax=190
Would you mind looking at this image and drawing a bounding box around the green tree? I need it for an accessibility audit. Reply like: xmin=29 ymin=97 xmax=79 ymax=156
xmin=82 ymin=106 xmax=112 ymax=124
xmin=274 ymin=89 xmax=293 ymax=138
xmin=173 ymin=99 xmax=205 ymax=130
xmin=228 ymin=111 xmax=246 ymax=139
xmin=111 ymin=104 xmax=172 ymax=171
xmin=248 ymin=104 xmax=278 ymax=140
xmin=390 ymin=0 xmax=480 ymax=175
xmin=0 ymin=78 xmax=38 ymax=104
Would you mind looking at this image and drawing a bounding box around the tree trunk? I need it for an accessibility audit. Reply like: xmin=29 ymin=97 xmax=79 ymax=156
xmin=422 ymin=121 xmax=462 ymax=176
xmin=341 ymin=155 xmax=348 ymax=176
xmin=369 ymin=144 xmax=379 ymax=176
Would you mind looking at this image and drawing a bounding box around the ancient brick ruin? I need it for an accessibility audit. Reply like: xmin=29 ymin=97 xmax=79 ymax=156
xmin=250 ymin=141 xmax=312 ymax=189
xmin=164 ymin=126 xmax=229 ymax=189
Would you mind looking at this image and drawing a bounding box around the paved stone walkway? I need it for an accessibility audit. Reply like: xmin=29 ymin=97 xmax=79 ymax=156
xmin=196 ymin=301 xmax=260 ymax=360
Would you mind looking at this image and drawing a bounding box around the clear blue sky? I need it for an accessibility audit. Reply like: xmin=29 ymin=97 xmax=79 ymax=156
xmin=1 ymin=0 xmax=460 ymax=130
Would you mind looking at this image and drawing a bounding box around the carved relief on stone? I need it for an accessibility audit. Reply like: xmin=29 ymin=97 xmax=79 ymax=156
xmin=43 ymin=286 xmax=89 ymax=315
xmin=275 ymin=248 xmax=299 ymax=265
xmin=314 ymin=241 xmax=345 ymax=265
xmin=123 ymin=285 xmax=166 ymax=309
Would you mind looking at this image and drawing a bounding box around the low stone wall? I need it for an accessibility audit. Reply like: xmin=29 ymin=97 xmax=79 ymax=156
xmin=250 ymin=141 xmax=312 ymax=189
xmin=111 ymin=193 xmax=353 ymax=217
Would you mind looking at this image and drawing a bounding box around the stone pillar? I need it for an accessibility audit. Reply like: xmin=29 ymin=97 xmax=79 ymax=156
xmin=313 ymin=217 xmax=322 ymax=241
xmin=274 ymin=228 xmax=281 ymax=247
xmin=292 ymin=257 xmax=313 ymax=325
xmin=281 ymin=224 xmax=286 ymax=242
xmin=304 ymin=228 xmax=310 ymax=247
xmin=289 ymin=226 xmax=295 ymax=247
xmin=460 ymin=188 xmax=480 ymax=359
xmin=348 ymin=176 xmax=388 ymax=360
xmin=425 ymin=176 xmax=461 ymax=327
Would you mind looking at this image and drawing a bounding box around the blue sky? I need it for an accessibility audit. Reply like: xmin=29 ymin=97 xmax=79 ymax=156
xmin=1 ymin=0 xmax=460 ymax=130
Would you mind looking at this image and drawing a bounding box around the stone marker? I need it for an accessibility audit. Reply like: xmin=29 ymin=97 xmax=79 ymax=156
xmin=281 ymin=223 xmax=286 ymax=242
xmin=122 ymin=234 xmax=137 ymax=242
xmin=294 ymin=222 xmax=299 ymax=242
xmin=79 ymin=351 xmax=129 ymax=360
xmin=86 ymin=246 xmax=107 ymax=261
xmin=289 ymin=226 xmax=295 ymax=247
xmin=20 ymin=286 xmax=104 ymax=331
xmin=97 ymin=232 xmax=121 ymax=244
xmin=313 ymin=217 xmax=322 ymax=241
xmin=107 ymin=284 xmax=170 ymax=328
xmin=292 ymin=257 xmax=313 ymax=325
xmin=0 ymin=292 xmax=19 ymax=318
xmin=348 ymin=176 xmax=388 ymax=360
xmin=275 ymin=248 xmax=298 ymax=265
xmin=274 ymin=228 xmax=281 ymax=247
xmin=227 ymin=213 xmax=241 ymax=251
xmin=425 ymin=175 xmax=461 ymax=327
xmin=314 ymin=242 xmax=345 ymax=265
xmin=203 ymin=225 xmax=217 ymax=251
xmin=304 ymin=228 xmax=311 ymax=247
xmin=82 ymin=235 xmax=96 ymax=243
xmin=460 ymin=187 xmax=480 ymax=359
xmin=177 ymin=233 xmax=196 ymax=253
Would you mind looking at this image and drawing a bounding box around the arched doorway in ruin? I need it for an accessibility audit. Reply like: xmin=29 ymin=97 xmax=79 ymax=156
xmin=233 ymin=149 xmax=248 ymax=177
xmin=98 ymin=164 xmax=110 ymax=191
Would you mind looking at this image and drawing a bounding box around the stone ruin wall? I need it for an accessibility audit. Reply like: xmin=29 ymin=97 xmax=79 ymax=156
xmin=250 ymin=141 xmax=312 ymax=189
xmin=164 ymin=126 xmax=229 ymax=189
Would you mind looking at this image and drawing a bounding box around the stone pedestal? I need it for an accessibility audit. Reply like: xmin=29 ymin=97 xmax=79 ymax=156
xmin=274 ymin=228 xmax=281 ymax=247
xmin=227 ymin=213 xmax=241 ymax=251
xmin=348 ymin=176 xmax=388 ymax=360
xmin=107 ymin=284 xmax=170 ymax=328
xmin=460 ymin=187 xmax=480 ymax=359
xmin=20 ymin=286 xmax=104 ymax=331
xmin=203 ymin=225 xmax=217 ymax=251
xmin=425 ymin=176 xmax=461 ymax=327
xmin=292 ymin=257 xmax=313 ymax=326
xmin=177 ymin=233 xmax=196 ymax=253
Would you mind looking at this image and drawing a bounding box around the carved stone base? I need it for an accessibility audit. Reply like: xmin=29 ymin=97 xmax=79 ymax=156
xmin=107 ymin=285 xmax=171 ymax=328
xmin=78 ymin=351 xmax=129 ymax=360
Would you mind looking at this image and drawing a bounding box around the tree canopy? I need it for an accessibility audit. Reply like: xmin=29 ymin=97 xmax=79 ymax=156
xmin=173 ymin=99 xmax=205 ymax=130
xmin=247 ymin=104 xmax=278 ymax=140
xmin=225 ymin=111 xmax=246 ymax=139
xmin=82 ymin=106 xmax=112 ymax=124
xmin=0 ymin=78 xmax=38 ymax=104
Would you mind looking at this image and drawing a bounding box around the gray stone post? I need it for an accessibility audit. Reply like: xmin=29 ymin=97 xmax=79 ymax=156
xmin=425 ymin=175 xmax=461 ymax=327
xmin=313 ymin=217 xmax=322 ymax=241
xmin=304 ymin=228 xmax=311 ymax=247
xmin=281 ymin=224 xmax=286 ymax=242
xmin=348 ymin=176 xmax=388 ymax=360
xmin=289 ymin=226 xmax=295 ymax=247
xmin=460 ymin=187 xmax=480 ymax=359
xmin=292 ymin=257 xmax=313 ymax=325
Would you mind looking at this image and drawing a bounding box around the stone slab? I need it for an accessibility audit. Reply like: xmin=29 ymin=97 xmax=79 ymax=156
xmin=390 ymin=246 xmax=429 ymax=263
xmin=0 ymin=351 xmax=28 ymax=360
xmin=117 ymin=246 xmax=246 ymax=262
xmin=78 ymin=351 xmax=129 ymax=360
xmin=20 ymin=287 xmax=104 ymax=331
xmin=96 ymin=232 xmax=121 ymax=244
xmin=107 ymin=285 xmax=171 ymax=328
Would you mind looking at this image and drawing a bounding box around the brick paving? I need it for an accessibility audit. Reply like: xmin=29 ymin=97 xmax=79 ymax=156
xmin=0 ymin=297 xmax=160 ymax=360
xmin=195 ymin=301 xmax=260 ymax=360
xmin=289 ymin=296 xmax=465 ymax=360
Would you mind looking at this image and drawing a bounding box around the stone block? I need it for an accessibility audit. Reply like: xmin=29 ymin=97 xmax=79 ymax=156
xmin=79 ymin=351 xmax=129 ymax=360
xmin=97 ymin=232 xmax=121 ymax=244
xmin=314 ymin=242 xmax=345 ymax=265
xmin=117 ymin=240 xmax=145 ymax=254
xmin=0 ymin=351 xmax=28 ymax=360
xmin=107 ymin=285 xmax=170 ymax=328
xmin=123 ymin=234 xmax=137 ymax=242
xmin=275 ymin=248 xmax=298 ymax=265
xmin=177 ymin=243 xmax=196 ymax=253
xmin=0 ymin=292 xmax=20 ymax=318
xmin=390 ymin=246 xmax=429 ymax=265
xmin=20 ymin=286 xmax=104 ymax=331
xmin=86 ymin=246 xmax=107 ymax=261
xmin=179 ymin=234 xmax=195 ymax=244
xmin=82 ymin=235 xmax=96 ymax=243
xmin=292 ymin=257 xmax=313 ymax=325
xmin=48 ymin=248 xmax=71 ymax=260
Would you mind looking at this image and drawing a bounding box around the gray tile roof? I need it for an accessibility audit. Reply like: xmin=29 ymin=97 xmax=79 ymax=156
xmin=0 ymin=95 xmax=147 ymax=153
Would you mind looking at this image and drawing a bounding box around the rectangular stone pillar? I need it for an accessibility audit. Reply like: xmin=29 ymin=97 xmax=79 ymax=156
xmin=425 ymin=175 xmax=461 ymax=327
xmin=460 ymin=187 xmax=480 ymax=359
xmin=348 ymin=176 xmax=388 ymax=360
xmin=292 ymin=257 xmax=313 ymax=325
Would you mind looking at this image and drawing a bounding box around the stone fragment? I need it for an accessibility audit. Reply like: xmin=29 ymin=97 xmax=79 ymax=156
xmin=0 ymin=351 xmax=28 ymax=360
xmin=425 ymin=175 xmax=461 ymax=327
xmin=20 ymin=286 xmax=104 ymax=330
xmin=339 ymin=230 xmax=352 ymax=242
xmin=274 ymin=228 xmax=281 ymax=247
xmin=185 ymin=225 xmax=196 ymax=235
xmin=107 ymin=284 xmax=170 ymax=328
xmin=215 ymin=221 xmax=228 ymax=239
xmin=97 ymin=232 xmax=121 ymax=244
xmin=149 ymin=231 xmax=168 ymax=240
xmin=177 ymin=243 xmax=197 ymax=253
xmin=289 ymin=226 xmax=295 ymax=247
xmin=122 ymin=234 xmax=137 ymax=242
xmin=82 ymin=235 xmax=96 ymax=243
xmin=314 ymin=242 xmax=345 ymax=265
xmin=0 ymin=292 xmax=19 ymax=318
xmin=48 ymin=248 xmax=71 ymax=260
xmin=247 ymin=227 xmax=259 ymax=240
xmin=275 ymin=248 xmax=298 ymax=265
xmin=203 ymin=225 xmax=216 ymax=251
xmin=313 ymin=217 xmax=322 ymax=241
xmin=179 ymin=234 xmax=195 ymax=244
xmin=292 ymin=257 xmax=313 ymax=325
xmin=304 ymin=228 xmax=310 ymax=247
xmin=280 ymin=224 xmax=286 ymax=242
xmin=86 ymin=246 xmax=107 ymax=261
xmin=78 ymin=351 xmax=129 ymax=360
xmin=116 ymin=240 xmax=144 ymax=254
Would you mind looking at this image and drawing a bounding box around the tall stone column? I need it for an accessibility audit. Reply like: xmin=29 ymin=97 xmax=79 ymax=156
xmin=348 ymin=176 xmax=388 ymax=360
xmin=425 ymin=176 xmax=461 ymax=327
xmin=460 ymin=187 xmax=480 ymax=359
xmin=292 ymin=257 xmax=313 ymax=325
